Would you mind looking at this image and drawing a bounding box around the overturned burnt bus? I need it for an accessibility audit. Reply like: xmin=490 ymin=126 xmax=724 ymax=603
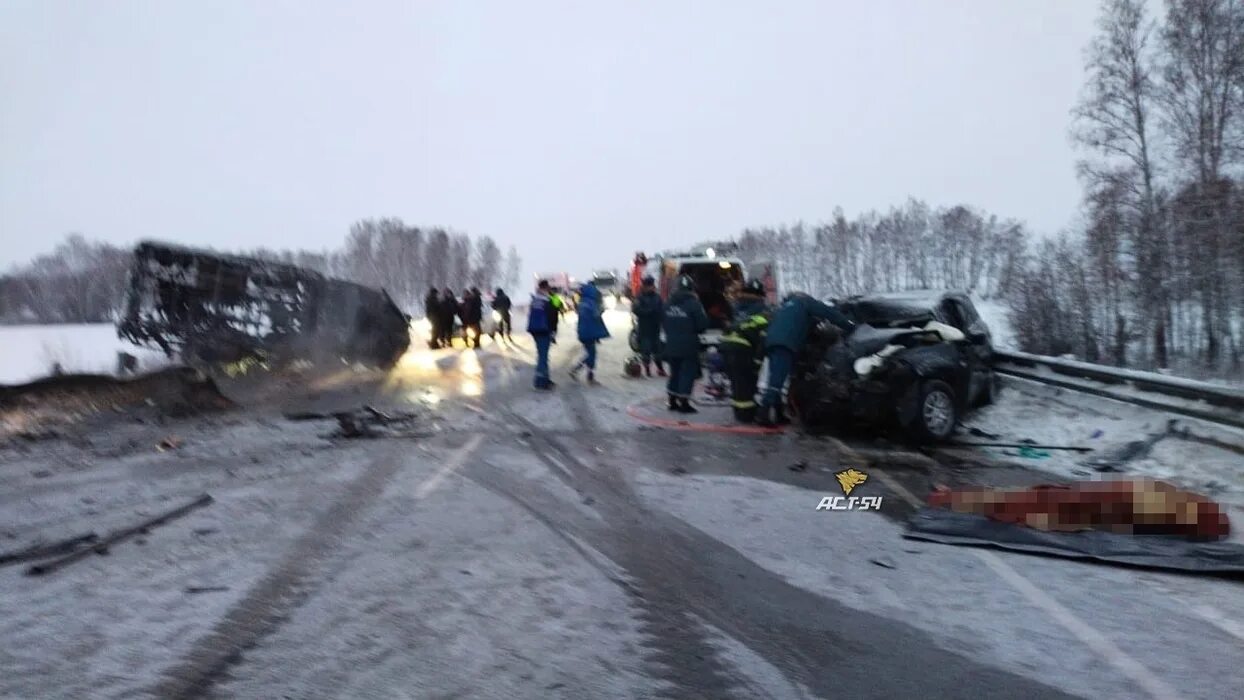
xmin=788 ymin=290 xmax=998 ymax=441
xmin=117 ymin=241 xmax=411 ymax=368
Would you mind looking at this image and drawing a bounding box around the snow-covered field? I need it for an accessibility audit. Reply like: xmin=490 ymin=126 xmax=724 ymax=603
xmin=0 ymin=323 xmax=167 ymax=384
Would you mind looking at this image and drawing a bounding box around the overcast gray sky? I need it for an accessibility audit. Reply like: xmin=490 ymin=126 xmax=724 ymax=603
xmin=2 ymin=0 xmax=1098 ymax=281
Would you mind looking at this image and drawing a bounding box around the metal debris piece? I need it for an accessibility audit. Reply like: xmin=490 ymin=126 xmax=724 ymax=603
xmin=26 ymin=493 xmax=214 ymax=576
xmin=157 ymin=436 xmax=183 ymax=452
xmin=0 ymin=533 xmax=98 ymax=568
xmin=948 ymin=441 xmax=1093 ymax=452
xmin=185 ymin=586 xmax=230 ymax=594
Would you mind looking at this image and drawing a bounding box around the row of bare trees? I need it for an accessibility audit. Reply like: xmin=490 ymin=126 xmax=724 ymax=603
xmin=732 ymin=201 xmax=1028 ymax=303
xmin=0 ymin=221 xmax=522 ymax=323
xmin=1010 ymin=0 xmax=1244 ymax=374
xmin=0 ymin=235 xmax=130 ymax=323
xmin=248 ymin=218 xmax=522 ymax=313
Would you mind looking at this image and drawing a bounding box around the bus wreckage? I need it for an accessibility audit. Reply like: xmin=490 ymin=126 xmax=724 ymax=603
xmin=117 ymin=241 xmax=411 ymax=368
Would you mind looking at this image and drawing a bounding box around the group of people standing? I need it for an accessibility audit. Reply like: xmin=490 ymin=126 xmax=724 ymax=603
xmin=424 ymin=287 xmax=512 ymax=349
xmin=525 ymin=271 xmax=857 ymax=428
xmin=629 ymin=274 xmax=855 ymax=425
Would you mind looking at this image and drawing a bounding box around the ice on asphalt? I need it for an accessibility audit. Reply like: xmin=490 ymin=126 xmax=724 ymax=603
xmin=632 ymin=470 xmax=1244 ymax=700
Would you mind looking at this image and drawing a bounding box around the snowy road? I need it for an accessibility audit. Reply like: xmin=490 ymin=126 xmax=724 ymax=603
xmin=1 ymin=311 xmax=1242 ymax=699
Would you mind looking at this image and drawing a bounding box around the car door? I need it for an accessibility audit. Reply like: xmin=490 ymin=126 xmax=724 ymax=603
xmin=944 ymin=296 xmax=993 ymax=404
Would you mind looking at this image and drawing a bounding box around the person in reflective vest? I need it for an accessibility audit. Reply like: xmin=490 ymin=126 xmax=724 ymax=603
xmin=720 ymin=279 xmax=771 ymax=423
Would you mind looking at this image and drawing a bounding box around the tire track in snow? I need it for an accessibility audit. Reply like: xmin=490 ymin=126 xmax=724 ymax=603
xmin=149 ymin=435 xmax=484 ymax=700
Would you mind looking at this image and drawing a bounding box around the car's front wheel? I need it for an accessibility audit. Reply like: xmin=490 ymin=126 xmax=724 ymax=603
xmin=910 ymin=379 xmax=957 ymax=442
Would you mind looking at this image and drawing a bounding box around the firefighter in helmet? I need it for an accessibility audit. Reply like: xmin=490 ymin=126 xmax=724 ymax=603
xmin=720 ymin=278 xmax=771 ymax=423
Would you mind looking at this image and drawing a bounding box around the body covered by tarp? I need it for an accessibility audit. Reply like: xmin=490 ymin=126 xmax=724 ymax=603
xmin=906 ymin=479 xmax=1241 ymax=576
xmin=905 ymin=508 xmax=1244 ymax=576
xmin=926 ymin=479 xmax=1230 ymax=540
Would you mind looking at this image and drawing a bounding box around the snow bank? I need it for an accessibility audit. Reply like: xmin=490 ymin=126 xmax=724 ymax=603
xmin=0 ymin=324 xmax=167 ymax=384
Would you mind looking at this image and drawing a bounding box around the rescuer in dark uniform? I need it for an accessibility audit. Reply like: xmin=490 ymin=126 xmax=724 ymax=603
xmin=632 ymin=275 xmax=665 ymax=377
xmin=757 ymin=292 xmax=855 ymax=427
xmin=661 ymin=275 xmax=709 ymax=413
xmin=720 ymin=279 xmax=771 ymax=423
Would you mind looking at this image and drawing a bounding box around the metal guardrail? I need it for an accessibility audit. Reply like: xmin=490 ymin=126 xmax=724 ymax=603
xmin=992 ymin=349 xmax=1244 ymax=430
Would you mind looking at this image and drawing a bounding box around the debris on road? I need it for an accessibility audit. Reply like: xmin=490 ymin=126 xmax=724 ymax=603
xmin=948 ymin=441 xmax=1093 ymax=452
xmin=0 ymin=533 xmax=98 ymax=568
xmin=26 ymin=493 xmax=215 ymax=576
xmin=185 ymin=586 xmax=230 ymax=594
xmin=287 ymin=405 xmax=429 ymax=440
xmin=157 ymin=436 xmax=184 ymax=452
xmin=788 ymin=460 xmax=808 ymax=472
xmin=926 ymin=479 xmax=1230 ymax=540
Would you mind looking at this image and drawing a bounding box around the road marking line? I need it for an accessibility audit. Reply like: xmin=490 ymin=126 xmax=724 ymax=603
xmin=871 ymin=470 xmax=921 ymax=508
xmin=414 ymin=434 xmax=484 ymax=499
xmin=872 ymin=469 xmax=1180 ymax=700
xmin=975 ymin=551 xmax=1180 ymax=700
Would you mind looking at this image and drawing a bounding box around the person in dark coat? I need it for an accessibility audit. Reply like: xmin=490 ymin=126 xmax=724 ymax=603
xmin=570 ymin=281 xmax=611 ymax=384
xmin=424 ymin=287 xmax=441 ymax=349
xmin=720 ymin=279 xmax=771 ymax=423
xmin=527 ymin=280 xmax=556 ymax=390
xmin=757 ymin=292 xmax=855 ymax=427
xmin=661 ymin=275 xmax=709 ymax=414
xmin=438 ymin=288 xmax=459 ymax=348
xmin=462 ymin=287 xmax=484 ymax=348
xmin=493 ymin=288 xmax=513 ymax=339
xmin=632 ymin=276 xmax=665 ymax=377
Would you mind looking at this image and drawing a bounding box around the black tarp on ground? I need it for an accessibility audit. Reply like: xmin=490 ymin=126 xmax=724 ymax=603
xmin=904 ymin=507 xmax=1244 ymax=576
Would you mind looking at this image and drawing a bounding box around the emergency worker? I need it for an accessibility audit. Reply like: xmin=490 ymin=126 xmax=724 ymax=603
xmin=661 ymin=275 xmax=708 ymax=414
xmin=632 ymin=275 xmax=665 ymax=377
xmin=720 ymin=279 xmax=771 ymax=422
xmin=757 ymin=292 xmax=855 ymax=427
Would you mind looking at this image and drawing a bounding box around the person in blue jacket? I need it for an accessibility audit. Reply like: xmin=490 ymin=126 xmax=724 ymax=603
xmin=570 ymin=281 xmax=611 ymax=384
xmin=661 ymin=275 xmax=709 ymax=414
xmin=632 ymin=276 xmax=665 ymax=377
xmin=756 ymin=292 xmax=856 ymax=426
xmin=527 ymin=280 xmax=556 ymax=390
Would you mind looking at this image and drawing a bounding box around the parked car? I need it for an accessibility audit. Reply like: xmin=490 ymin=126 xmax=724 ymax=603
xmin=788 ymin=290 xmax=998 ymax=441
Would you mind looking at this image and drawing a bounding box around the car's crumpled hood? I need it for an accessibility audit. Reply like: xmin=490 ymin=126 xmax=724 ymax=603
xmin=843 ymin=324 xmax=928 ymax=357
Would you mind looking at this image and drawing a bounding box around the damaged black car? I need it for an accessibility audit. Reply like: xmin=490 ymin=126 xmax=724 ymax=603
xmin=788 ymin=290 xmax=998 ymax=441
